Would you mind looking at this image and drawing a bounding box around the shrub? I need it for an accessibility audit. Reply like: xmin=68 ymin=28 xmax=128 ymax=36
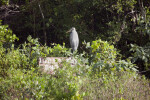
xmin=83 ymin=39 xmax=137 ymax=76
xmin=0 ymin=64 xmax=85 ymax=100
xmin=0 ymin=20 xmax=18 ymax=47
xmin=130 ymin=43 xmax=150 ymax=68
xmin=0 ymin=65 xmax=149 ymax=100
xmin=80 ymin=72 xmax=150 ymax=100
xmin=0 ymin=67 xmax=49 ymax=99
xmin=0 ymin=33 xmax=145 ymax=100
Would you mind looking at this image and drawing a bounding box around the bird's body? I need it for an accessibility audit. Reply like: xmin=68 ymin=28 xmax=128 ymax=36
xmin=67 ymin=27 xmax=79 ymax=52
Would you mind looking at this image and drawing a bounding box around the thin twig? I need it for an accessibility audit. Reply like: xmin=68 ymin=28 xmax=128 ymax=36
xmin=37 ymin=0 xmax=47 ymax=45
xmin=138 ymin=69 xmax=150 ymax=74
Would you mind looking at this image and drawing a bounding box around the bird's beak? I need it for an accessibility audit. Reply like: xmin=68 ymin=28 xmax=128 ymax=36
xmin=66 ymin=29 xmax=71 ymax=33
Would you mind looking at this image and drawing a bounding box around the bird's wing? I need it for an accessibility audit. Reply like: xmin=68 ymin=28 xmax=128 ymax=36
xmin=75 ymin=35 xmax=79 ymax=49
xmin=70 ymin=31 xmax=79 ymax=51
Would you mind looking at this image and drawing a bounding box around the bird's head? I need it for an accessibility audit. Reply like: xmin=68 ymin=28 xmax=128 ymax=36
xmin=66 ymin=27 xmax=76 ymax=33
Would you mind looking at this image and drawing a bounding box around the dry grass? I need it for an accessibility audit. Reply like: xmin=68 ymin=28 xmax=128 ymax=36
xmin=80 ymin=72 xmax=150 ymax=100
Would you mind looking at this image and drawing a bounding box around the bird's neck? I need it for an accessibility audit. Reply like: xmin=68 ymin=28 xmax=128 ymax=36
xmin=72 ymin=30 xmax=76 ymax=33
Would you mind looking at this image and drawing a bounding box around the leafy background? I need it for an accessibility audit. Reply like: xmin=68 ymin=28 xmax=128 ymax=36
xmin=0 ymin=0 xmax=150 ymax=99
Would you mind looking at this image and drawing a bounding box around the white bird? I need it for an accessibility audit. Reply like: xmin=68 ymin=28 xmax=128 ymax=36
xmin=67 ymin=27 xmax=79 ymax=52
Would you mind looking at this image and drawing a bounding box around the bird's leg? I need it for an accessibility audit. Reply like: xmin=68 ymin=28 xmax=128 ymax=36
xmin=72 ymin=50 xmax=78 ymax=65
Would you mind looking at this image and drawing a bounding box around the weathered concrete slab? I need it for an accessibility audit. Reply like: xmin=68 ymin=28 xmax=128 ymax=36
xmin=38 ymin=57 xmax=77 ymax=74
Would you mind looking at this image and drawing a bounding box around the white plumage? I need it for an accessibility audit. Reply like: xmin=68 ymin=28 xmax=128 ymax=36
xmin=67 ymin=27 xmax=79 ymax=52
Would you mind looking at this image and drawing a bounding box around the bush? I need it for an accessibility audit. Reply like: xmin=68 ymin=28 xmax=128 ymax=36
xmin=130 ymin=43 xmax=150 ymax=68
xmin=0 ymin=64 xmax=84 ymax=100
xmin=0 ymin=65 xmax=149 ymax=100
xmin=0 ymin=67 xmax=49 ymax=99
xmin=0 ymin=20 xmax=18 ymax=47
xmin=80 ymin=72 xmax=150 ymax=100
xmin=83 ymin=39 xmax=137 ymax=76
xmin=0 ymin=31 xmax=147 ymax=100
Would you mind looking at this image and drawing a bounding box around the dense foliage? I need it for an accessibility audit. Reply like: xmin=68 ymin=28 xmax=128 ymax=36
xmin=1 ymin=0 xmax=150 ymax=74
xmin=0 ymin=21 xmax=150 ymax=99
xmin=0 ymin=0 xmax=150 ymax=99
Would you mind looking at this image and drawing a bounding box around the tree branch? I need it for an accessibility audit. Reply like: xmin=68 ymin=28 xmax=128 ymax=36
xmin=37 ymin=1 xmax=47 ymax=45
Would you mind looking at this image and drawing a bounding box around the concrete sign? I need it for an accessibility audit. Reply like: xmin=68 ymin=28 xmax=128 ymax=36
xmin=38 ymin=57 xmax=76 ymax=74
